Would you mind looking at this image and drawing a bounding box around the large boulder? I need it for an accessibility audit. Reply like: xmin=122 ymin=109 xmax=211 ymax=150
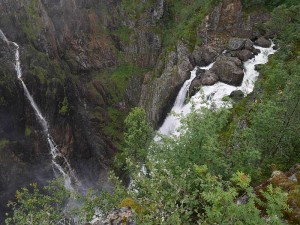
xmin=255 ymin=37 xmax=271 ymax=48
xmin=228 ymin=38 xmax=246 ymax=51
xmin=189 ymin=69 xmax=219 ymax=96
xmin=192 ymin=45 xmax=219 ymax=66
xmin=201 ymin=70 xmax=219 ymax=85
xmin=211 ymin=56 xmax=244 ymax=86
xmin=236 ymin=49 xmax=254 ymax=62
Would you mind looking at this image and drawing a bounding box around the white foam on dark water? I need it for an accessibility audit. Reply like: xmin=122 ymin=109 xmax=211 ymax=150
xmin=0 ymin=29 xmax=79 ymax=189
xmin=158 ymin=42 xmax=277 ymax=137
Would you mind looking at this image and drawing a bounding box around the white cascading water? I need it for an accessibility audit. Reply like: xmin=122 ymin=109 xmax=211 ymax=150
xmin=158 ymin=42 xmax=276 ymax=136
xmin=0 ymin=29 xmax=78 ymax=189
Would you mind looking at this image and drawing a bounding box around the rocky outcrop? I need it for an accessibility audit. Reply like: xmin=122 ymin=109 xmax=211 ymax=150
xmin=139 ymin=41 xmax=193 ymax=128
xmin=255 ymin=36 xmax=271 ymax=48
xmin=211 ymin=56 xmax=244 ymax=86
xmin=255 ymin=164 xmax=300 ymax=224
xmin=92 ymin=207 xmax=135 ymax=225
xmin=192 ymin=45 xmax=220 ymax=66
xmin=228 ymin=38 xmax=246 ymax=51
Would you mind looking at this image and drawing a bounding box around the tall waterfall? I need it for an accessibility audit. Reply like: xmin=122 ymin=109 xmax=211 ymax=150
xmin=158 ymin=43 xmax=276 ymax=136
xmin=0 ymin=29 xmax=78 ymax=189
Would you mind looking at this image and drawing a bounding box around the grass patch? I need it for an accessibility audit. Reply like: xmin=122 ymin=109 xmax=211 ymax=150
xmin=111 ymin=64 xmax=148 ymax=93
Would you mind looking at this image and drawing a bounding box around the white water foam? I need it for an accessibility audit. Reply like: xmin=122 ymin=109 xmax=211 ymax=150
xmin=158 ymin=43 xmax=276 ymax=137
xmin=0 ymin=29 xmax=79 ymax=189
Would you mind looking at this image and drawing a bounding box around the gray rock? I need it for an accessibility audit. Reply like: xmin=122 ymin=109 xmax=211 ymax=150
xmin=189 ymin=78 xmax=203 ymax=97
xmin=93 ymin=207 xmax=136 ymax=225
xmin=253 ymin=48 xmax=261 ymax=55
xmin=255 ymin=37 xmax=271 ymax=48
xmin=244 ymin=39 xmax=254 ymax=51
xmin=211 ymin=56 xmax=244 ymax=86
xmin=237 ymin=49 xmax=254 ymax=61
xmin=192 ymin=45 xmax=219 ymax=66
xmin=201 ymin=70 xmax=219 ymax=85
xmin=139 ymin=41 xmax=193 ymax=128
xmin=228 ymin=38 xmax=246 ymax=51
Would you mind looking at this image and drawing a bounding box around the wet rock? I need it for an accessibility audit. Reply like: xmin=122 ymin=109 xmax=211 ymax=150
xmin=139 ymin=41 xmax=193 ymax=128
xmin=192 ymin=45 xmax=219 ymax=66
xmin=201 ymin=70 xmax=219 ymax=86
xmin=189 ymin=78 xmax=202 ymax=97
xmin=255 ymin=37 xmax=271 ymax=48
xmin=253 ymin=48 xmax=261 ymax=55
xmin=211 ymin=56 xmax=244 ymax=86
xmin=228 ymin=38 xmax=246 ymax=51
xmin=236 ymin=49 xmax=254 ymax=61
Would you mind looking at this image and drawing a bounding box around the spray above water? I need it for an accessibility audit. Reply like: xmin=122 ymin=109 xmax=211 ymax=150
xmin=158 ymin=43 xmax=277 ymax=137
xmin=0 ymin=29 xmax=79 ymax=189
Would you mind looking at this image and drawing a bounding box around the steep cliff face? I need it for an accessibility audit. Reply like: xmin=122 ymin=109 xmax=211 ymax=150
xmin=0 ymin=0 xmax=142 ymax=218
xmin=0 ymin=0 xmax=164 ymax=217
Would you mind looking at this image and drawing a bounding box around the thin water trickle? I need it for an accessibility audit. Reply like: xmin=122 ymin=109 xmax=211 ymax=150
xmin=0 ymin=29 xmax=78 ymax=189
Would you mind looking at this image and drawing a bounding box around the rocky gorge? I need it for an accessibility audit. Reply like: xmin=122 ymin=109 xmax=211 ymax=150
xmin=0 ymin=0 xmax=295 ymax=223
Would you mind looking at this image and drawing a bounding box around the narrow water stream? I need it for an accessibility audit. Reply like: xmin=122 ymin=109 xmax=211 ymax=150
xmin=0 ymin=29 xmax=78 ymax=189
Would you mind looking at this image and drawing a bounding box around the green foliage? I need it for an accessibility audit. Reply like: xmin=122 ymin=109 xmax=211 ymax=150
xmin=5 ymin=180 xmax=71 ymax=225
xmin=161 ymin=0 xmax=218 ymax=47
xmin=59 ymin=97 xmax=69 ymax=116
xmin=113 ymin=26 xmax=133 ymax=44
xmin=103 ymin=107 xmax=126 ymax=143
xmin=114 ymin=107 xmax=153 ymax=171
xmin=21 ymin=0 xmax=42 ymax=42
xmin=25 ymin=126 xmax=32 ymax=137
xmin=111 ymin=64 xmax=147 ymax=93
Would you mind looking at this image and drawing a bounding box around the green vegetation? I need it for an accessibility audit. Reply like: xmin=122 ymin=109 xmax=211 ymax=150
xmin=103 ymin=107 xmax=126 ymax=143
xmin=113 ymin=26 xmax=133 ymax=44
xmin=162 ymin=0 xmax=218 ymax=47
xmin=24 ymin=126 xmax=32 ymax=137
xmin=21 ymin=0 xmax=42 ymax=42
xmin=58 ymin=97 xmax=69 ymax=116
xmin=114 ymin=107 xmax=153 ymax=172
xmin=111 ymin=64 xmax=148 ymax=93
xmin=5 ymin=180 xmax=71 ymax=225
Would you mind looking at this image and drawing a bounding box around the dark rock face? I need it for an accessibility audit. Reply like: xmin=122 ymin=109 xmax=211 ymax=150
xmin=211 ymin=56 xmax=244 ymax=86
xmin=201 ymin=70 xmax=219 ymax=86
xmin=255 ymin=37 xmax=271 ymax=48
xmin=139 ymin=41 xmax=193 ymax=128
xmin=192 ymin=45 xmax=220 ymax=66
xmin=236 ymin=49 xmax=254 ymax=61
xmin=189 ymin=69 xmax=219 ymax=97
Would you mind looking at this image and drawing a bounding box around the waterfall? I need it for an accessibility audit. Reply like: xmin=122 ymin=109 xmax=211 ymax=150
xmin=0 ymin=29 xmax=79 ymax=189
xmin=158 ymin=42 xmax=277 ymax=136
xmin=157 ymin=63 xmax=214 ymax=136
